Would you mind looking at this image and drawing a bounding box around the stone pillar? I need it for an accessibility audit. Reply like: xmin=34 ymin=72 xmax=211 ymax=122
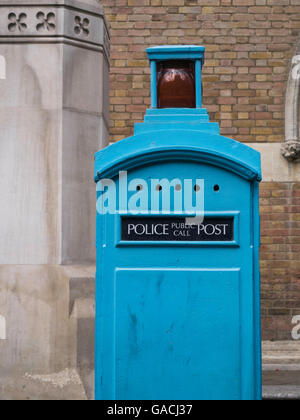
xmin=0 ymin=0 xmax=109 ymax=399
xmin=0 ymin=0 xmax=109 ymax=265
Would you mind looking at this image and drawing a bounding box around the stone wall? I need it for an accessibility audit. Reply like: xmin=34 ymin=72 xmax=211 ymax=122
xmin=100 ymin=0 xmax=300 ymax=340
xmin=260 ymin=182 xmax=300 ymax=340
xmin=0 ymin=0 xmax=110 ymax=265
xmin=0 ymin=0 xmax=108 ymax=399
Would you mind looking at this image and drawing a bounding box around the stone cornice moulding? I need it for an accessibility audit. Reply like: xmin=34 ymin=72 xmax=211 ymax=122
xmin=282 ymin=55 xmax=300 ymax=162
xmin=0 ymin=0 xmax=110 ymax=59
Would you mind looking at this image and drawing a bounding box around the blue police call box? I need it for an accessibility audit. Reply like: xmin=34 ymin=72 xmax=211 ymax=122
xmin=94 ymin=46 xmax=262 ymax=401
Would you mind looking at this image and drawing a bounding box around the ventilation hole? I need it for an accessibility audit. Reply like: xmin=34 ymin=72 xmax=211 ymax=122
xmin=156 ymin=184 xmax=162 ymax=191
xmin=194 ymin=184 xmax=200 ymax=192
xmin=214 ymin=184 xmax=220 ymax=192
xmin=175 ymin=184 xmax=182 ymax=191
xmin=137 ymin=185 xmax=143 ymax=191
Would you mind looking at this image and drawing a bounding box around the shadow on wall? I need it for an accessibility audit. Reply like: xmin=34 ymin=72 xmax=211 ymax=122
xmin=69 ymin=277 xmax=96 ymax=400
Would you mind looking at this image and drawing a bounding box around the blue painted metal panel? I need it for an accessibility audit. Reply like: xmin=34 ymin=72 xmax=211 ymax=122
xmin=95 ymin=45 xmax=262 ymax=401
xmin=195 ymin=60 xmax=202 ymax=109
xmin=94 ymin=129 xmax=261 ymax=183
xmin=115 ymin=269 xmax=241 ymax=400
xmin=147 ymin=45 xmax=205 ymax=61
xmin=150 ymin=60 xmax=157 ymax=108
xmin=95 ymin=159 xmax=261 ymax=400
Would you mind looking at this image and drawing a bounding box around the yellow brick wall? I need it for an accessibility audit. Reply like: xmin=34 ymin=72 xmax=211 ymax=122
xmin=101 ymin=0 xmax=300 ymax=340
xmin=102 ymin=0 xmax=300 ymax=144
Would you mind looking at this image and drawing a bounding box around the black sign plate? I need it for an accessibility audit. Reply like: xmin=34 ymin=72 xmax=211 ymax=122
xmin=121 ymin=216 xmax=234 ymax=242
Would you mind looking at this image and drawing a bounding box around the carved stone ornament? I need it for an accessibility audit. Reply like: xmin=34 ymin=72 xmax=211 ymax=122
xmin=8 ymin=12 xmax=27 ymax=32
xmin=282 ymin=55 xmax=300 ymax=162
xmin=74 ymin=15 xmax=90 ymax=37
xmin=281 ymin=140 xmax=300 ymax=162
xmin=36 ymin=11 xmax=56 ymax=32
xmin=0 ymin=0 xmax=110 ymax=60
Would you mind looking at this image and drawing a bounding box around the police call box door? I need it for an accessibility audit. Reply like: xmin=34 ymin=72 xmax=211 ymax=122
xmin=95 ymin=46 xmax=262 ymax=401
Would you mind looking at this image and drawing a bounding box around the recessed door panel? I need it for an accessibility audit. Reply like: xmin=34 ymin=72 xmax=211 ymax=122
xmin=114 ymin=268 xmax=241 ymax=400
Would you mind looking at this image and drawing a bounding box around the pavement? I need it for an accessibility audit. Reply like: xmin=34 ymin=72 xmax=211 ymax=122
xmin=0 ymin=369 xmax=87 ymax=400
xmin=0 ymin=341 xmax=299 ymax=400
xmin=263 ymin=341 xmax=300 ymax=400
